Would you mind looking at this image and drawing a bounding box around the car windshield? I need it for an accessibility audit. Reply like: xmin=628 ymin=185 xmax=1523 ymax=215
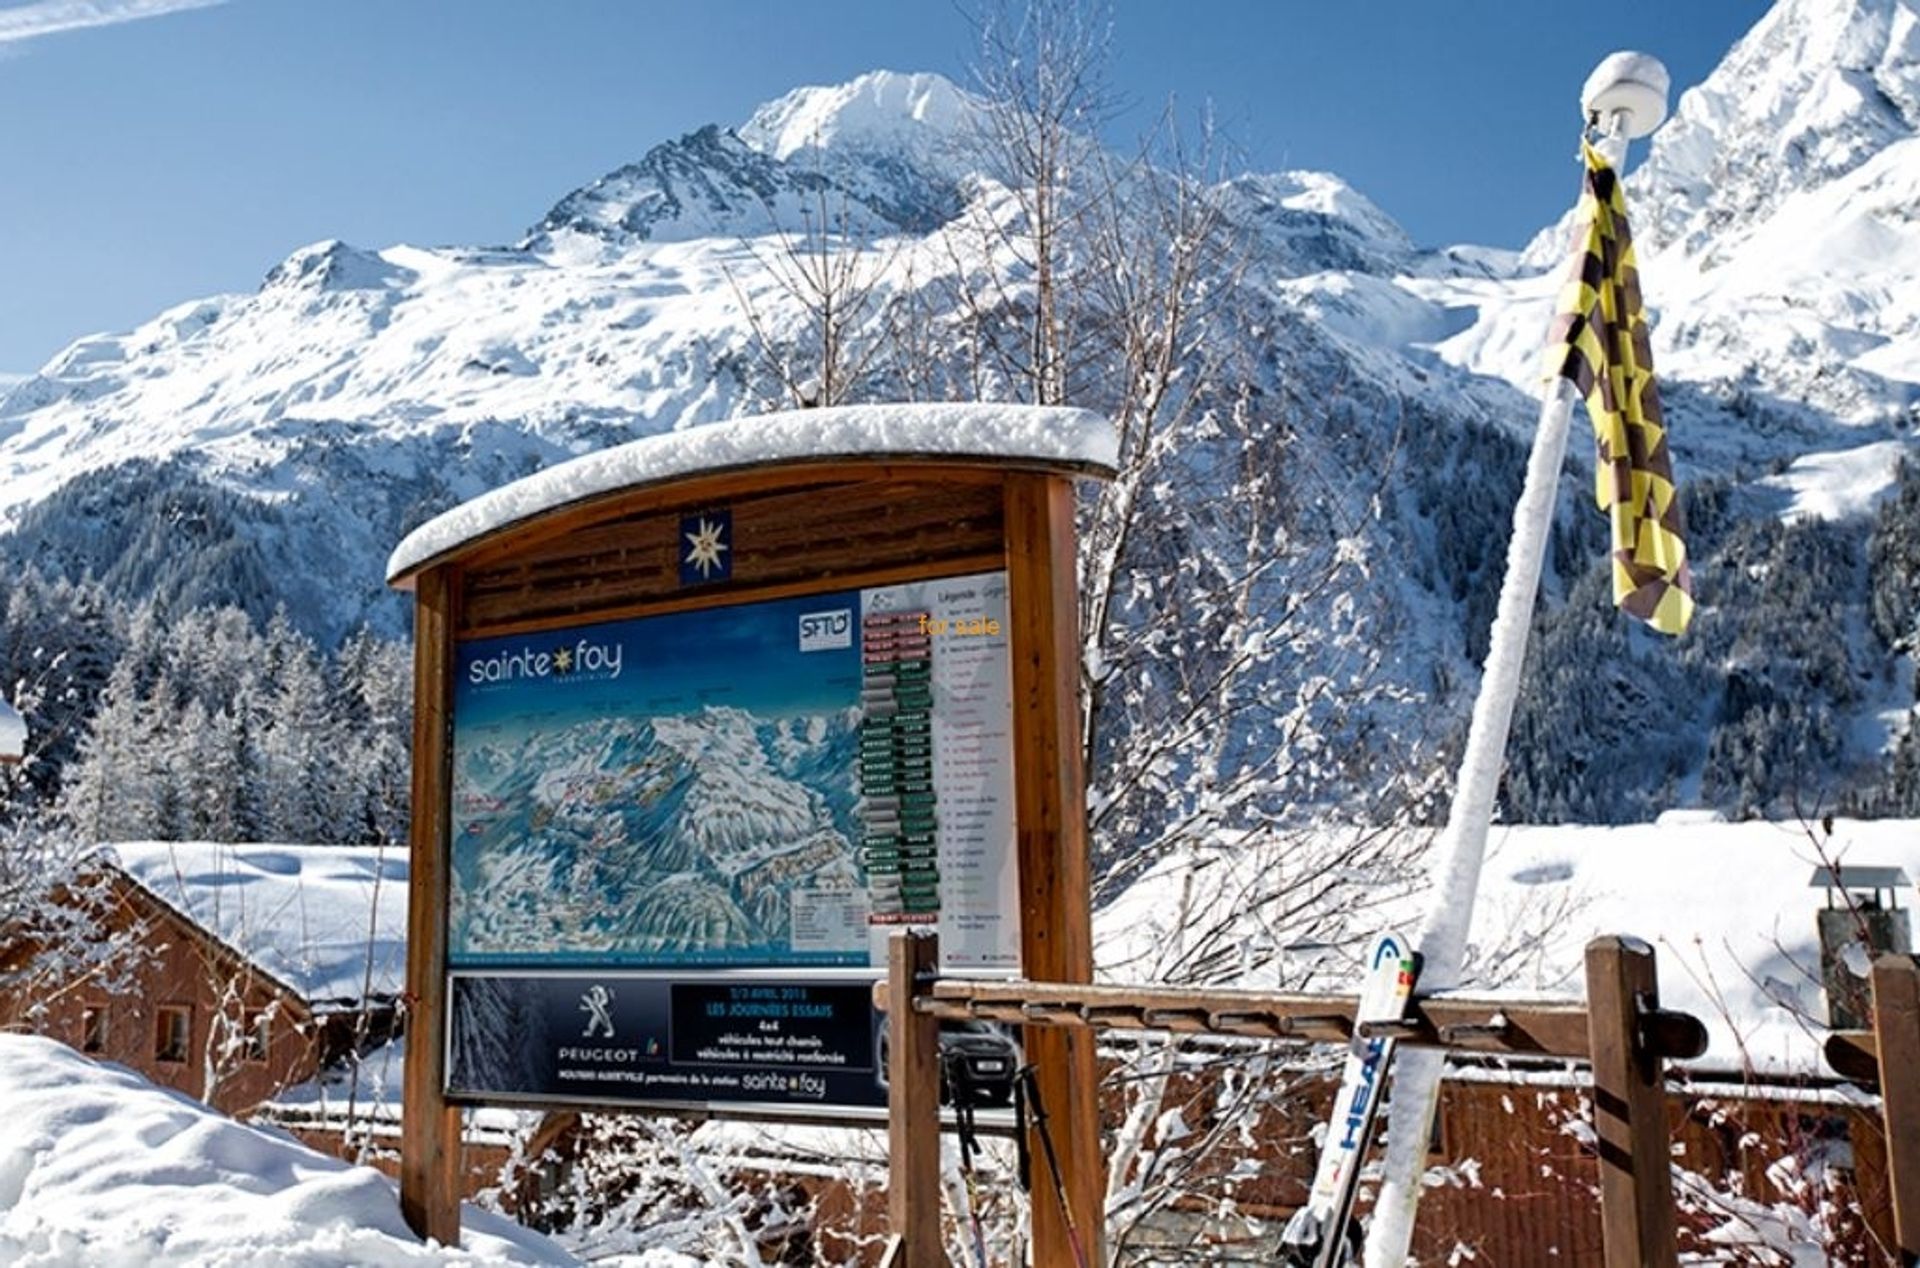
xmin=940 ymin=1019 xmax=999 ymax=1036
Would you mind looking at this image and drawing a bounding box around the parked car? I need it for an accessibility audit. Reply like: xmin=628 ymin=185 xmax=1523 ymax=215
xmin=876 ymin=1017 xmax=1022 ymax=1106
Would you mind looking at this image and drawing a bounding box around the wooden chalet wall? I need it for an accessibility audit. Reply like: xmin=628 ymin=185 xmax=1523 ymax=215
xmin=735 ymin=1063 xmax=1894 ymax=1266
xmin=1071 ymin=1054 xmax=1895 ymax=1266
xmin=0 ymin=869 xmax=382 ymax=1117
xmin=1421 ymin=1080 xmax=1893 ymax=1263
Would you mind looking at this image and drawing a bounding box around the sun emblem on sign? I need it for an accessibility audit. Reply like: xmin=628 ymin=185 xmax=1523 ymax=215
xmin=684 ymin=516 xmax=729 ymax=579
xmin=552 ymin=647 xmax=574 ymax=673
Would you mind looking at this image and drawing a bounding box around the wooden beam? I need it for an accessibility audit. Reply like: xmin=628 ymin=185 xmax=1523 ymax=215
xmin=1003 ymin=472 xmax=1105 ymax=1268
xmin=400 ymin=566 xmax=463 ymax=1246
xmin=1824 ymin=1029 xmax=1879 ymax=1086
xmin=873 ymin=978 xmax=1599 ymax=1060
xmin=887 ymin=930 xmax=945 ymax=1268
xmin=1586 ymin=935 xmax=1679 ymax=1268
xmin=1870 ymin=953 xmax=1920 ymax=1265
xmin=463 ymin=552 xmax=1008 ymax=642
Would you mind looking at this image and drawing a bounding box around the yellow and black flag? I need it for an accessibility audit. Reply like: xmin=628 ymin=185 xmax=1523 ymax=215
xmin=1547 ymin=140 xmax=1693 ymax=635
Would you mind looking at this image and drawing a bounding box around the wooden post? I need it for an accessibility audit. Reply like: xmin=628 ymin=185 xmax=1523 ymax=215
xmin=888 ymin=930 xmax=945 ymax=1268
xmin=1003 ymin=472 xmax=1105 ymax=1268
xmin=401 ymin=567 xmax=463 ymax=1245
xmin=1871 ymin=953 xmax=1920 ymax=1265
xmin=1586 ymin=935 xmax=1679 ymax=1268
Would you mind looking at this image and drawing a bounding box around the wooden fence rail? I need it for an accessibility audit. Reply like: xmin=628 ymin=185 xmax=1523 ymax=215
xmin=875 ymin=931 xmax=1706 ymax=1268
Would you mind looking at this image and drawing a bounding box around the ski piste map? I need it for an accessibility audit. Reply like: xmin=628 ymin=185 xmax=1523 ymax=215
xmin=446 ymin=571 xmax=1022 ymax=973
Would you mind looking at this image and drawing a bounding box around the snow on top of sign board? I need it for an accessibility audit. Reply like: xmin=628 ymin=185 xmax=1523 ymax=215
xmin=0 ymin=1033 xmax=573 ymax=1266
xmin=107 ymin=841 xmax=408 ymax=1011
xmin=386 ymin=403 xmax=1117 ymax=581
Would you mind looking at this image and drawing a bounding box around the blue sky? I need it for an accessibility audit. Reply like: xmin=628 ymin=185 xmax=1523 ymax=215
xmin=0 ymin=0 xmax=1766 ymax=376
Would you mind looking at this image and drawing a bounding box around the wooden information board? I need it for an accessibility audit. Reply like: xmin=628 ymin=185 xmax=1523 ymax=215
xmin=387 ymin=403 xmax=1115 ymax=1258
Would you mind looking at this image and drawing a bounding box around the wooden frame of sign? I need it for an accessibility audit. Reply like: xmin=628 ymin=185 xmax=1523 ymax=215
xmin=386 ymin=405 xmax=1114 ymax=1263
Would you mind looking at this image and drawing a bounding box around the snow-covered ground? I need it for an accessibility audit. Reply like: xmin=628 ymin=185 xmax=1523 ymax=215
xmin=1100 ymin=816 xmax=1920 ymax=1076
xmin=0 ymin=1035 xmax=578 ymax=1267
xmin=257 ymin=1031 xmax=540 ymax=1152
xmin=4 ymin=815 xmax=1910 ymax=1264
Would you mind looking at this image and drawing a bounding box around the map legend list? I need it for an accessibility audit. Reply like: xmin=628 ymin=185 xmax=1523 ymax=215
xmin=859 ymin=611 xmax=939 ymax=922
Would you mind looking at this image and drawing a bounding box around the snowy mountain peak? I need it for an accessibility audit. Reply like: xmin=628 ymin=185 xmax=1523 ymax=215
xmin=1221 ymin=169 xmax=1415 ymax=275
xmin=521 ymin=73 xmax=976 ymax=256
xmin=262 ymin=240 xmax=415 ymax=294
xmin=738 ymin=69 xmax=976 ymax=163
xmin=1622 ymin=0 xmax=1919 ymax=259
xmin=520 ymin=124 xmax=806 ymax=254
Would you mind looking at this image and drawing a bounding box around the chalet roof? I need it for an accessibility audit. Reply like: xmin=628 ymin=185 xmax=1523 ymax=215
xmin=1809 ymin=864 xmax=1912 ymax=897
xmin=1099 ymin=817 xmax=1920 ymax=1079
xmin=105 ymin=842 xmax=408 ymax=1013
xmin=385 ymin=402 xmax=1118 ymax=584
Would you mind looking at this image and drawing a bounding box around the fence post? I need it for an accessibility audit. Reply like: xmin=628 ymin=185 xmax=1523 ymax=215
xmin=1871 ymin=953 xmax=1920 ymax=1265
xmin=1586 ymin=935 xmax=1679 ymax=1268
xmin=888 ymin=930 xmax=945 ymax=1268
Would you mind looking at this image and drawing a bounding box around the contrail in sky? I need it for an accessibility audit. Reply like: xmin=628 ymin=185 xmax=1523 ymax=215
xmin=0 ymin=0 xmax=226 ymax=46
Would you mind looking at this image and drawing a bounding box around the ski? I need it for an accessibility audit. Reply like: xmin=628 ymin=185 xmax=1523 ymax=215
xmin=1278 ymin=930 xmax=1421 ymax=1268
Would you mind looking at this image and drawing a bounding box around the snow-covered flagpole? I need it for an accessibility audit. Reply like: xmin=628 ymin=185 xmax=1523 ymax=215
xmin=1361 ymin=52 xmax=1672 ymax=1268
xmin=0 ymin=695 xmax=24 ymax=766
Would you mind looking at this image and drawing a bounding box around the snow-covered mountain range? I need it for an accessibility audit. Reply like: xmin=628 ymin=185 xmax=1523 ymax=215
xmin=3 ymin=0 xmax=1917 ymax=821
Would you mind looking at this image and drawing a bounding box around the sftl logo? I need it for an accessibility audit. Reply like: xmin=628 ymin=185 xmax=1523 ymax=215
xmin=798 ymin=609 xmax=853 ymax=652
xmin=468 ymin=638 xmax=624 ymax=685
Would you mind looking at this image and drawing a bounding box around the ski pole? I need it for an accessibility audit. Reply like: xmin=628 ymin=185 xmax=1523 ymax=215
xmin=956 ymin=1093 xmax=989 ymax=1268
xmin=1018 ymin=1065 xmax=1090 ymax=1268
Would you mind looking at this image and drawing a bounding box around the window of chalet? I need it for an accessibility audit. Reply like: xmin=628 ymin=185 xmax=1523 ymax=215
xmin=155 ymin=1005 xmax=191 ymax=1064
xmin=81 ymin=1006 xmax=107 ymax=1054
xmin=243 ymin=1011 xmax=271 ymax=1063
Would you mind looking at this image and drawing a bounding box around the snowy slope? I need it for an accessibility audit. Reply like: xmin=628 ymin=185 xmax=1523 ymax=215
xmin=0 ymin=66 xmax=1448 ymax=598
xmin=0 ymin=696 xmax=23 ymax=760
xmin=0 ymin=67 xmax=1503 ymax=856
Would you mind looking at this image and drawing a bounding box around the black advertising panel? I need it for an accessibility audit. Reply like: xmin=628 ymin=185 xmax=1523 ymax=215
xmin=447 ymin=972 xmax=885 ymax=1111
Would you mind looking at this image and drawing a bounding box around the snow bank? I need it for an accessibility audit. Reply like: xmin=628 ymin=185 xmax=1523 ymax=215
xmin=0 ymin=1034 xmax=571 ymax=1266
xmin=387 ymin=402 xmax=1117 ymax=582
